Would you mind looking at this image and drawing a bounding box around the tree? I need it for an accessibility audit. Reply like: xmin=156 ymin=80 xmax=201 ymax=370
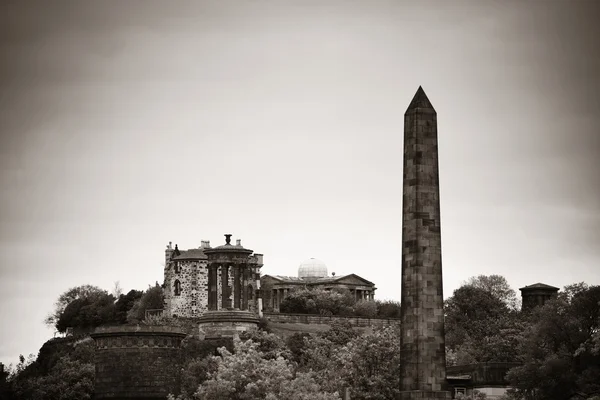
xmin=444 ymin=285 xmax=520 ymax=365
xmin=126 ymin=284 xmax=164 ymax=323
xmin=506 ymin=285 xmax=600 ymax=400
xmin=55 ymin=292 xmax=116 ymax=333
xmin=375 ymin=300 xmax=402 ymax=319
xmin=1 ymin=362 xmax=13 ymax=400
xmin=279 ymin=288 xmax=355 ymax=316
xmin=286 ymin=333 xmax=311 ymax=364
xmin=11 ymin=357 xmax=94 ymax=400
xmin=178 ymin=338 xmax=340 ymax=400
xmin=114 ymin=289 xmax=143 ymax=324
xmin=464 ymin=275 xmax=519 ymax=310
xmin=445 ymin=285 xmax=510 ymax=349
xmin=353 ymin=300 xmax=378 ymax=318
xmin=45 ymin=285 xmax=107 ymax=329
xmin=111 ymin=281 xmax=123 ymax=298
xmin=334 ymin=325 xmax=402 ymax=400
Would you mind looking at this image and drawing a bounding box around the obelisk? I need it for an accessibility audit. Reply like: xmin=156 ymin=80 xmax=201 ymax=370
xmin=399 ymin=87 xmax=450 ymax=399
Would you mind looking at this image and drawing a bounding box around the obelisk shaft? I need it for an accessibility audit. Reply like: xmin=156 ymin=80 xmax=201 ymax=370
xmin=399 ymin=87 xmax=450 ymax=399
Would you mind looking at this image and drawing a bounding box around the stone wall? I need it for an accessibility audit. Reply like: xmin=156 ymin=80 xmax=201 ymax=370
xmin=263 ymin=312 xmax=401 ymax=328
xmin=91 ymin=326 xmax=186 ymax=400
xmin=164 ymin=259 xmax=209 ymax=318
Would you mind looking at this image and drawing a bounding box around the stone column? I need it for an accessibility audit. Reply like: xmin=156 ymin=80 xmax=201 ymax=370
xmin=400 ymin=86 xmax=450 ymax=399
xmin=256 ymin=269 xmax=263 ymax=317
xmin=208 ymin=264 xmax=217 ymax=311
xmin=233 ymin=265 xmax=241 ymax=309
xmin=221 ymin=264 xmax=229 ymax=309
xmin=242 ymin=265 xmax=249 ymax=310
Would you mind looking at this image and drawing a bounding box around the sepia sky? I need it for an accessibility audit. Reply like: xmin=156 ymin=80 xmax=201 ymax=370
xmin=1 ymin=0 xmax=599 ymax=366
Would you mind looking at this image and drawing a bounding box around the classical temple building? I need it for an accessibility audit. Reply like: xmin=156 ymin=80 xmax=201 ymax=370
xmin=260 ymin=258 xmax=377 ymax=312
xmin=519 ymin=282 xmax=559 ymax=311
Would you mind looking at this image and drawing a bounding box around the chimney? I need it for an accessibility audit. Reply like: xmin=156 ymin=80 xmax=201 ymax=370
xmin=165 ymin=241 xmax=174 ymax=266
xmin=236 ymin=239 xmax=241 ymax=246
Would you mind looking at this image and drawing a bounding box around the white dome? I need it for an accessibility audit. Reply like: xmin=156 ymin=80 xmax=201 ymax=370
xmin=298 ymin=258 xmax=328 ymax=279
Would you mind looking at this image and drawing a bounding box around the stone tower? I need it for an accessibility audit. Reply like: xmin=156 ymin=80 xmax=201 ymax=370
xmin=400 ymin=87 xmax=451 ymax=399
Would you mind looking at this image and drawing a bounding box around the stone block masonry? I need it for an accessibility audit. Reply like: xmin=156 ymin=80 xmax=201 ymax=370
xmin=91 ymin=326 xmax=186 ymax=400
xmin=399 ymin=87 xmax=451 ymax=399
xmin=263 ymin=312 xmax=401 ymax=328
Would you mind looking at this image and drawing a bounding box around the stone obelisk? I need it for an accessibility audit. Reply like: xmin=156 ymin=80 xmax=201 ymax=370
xmin=399 ymin=87 xmax=450 ymax=399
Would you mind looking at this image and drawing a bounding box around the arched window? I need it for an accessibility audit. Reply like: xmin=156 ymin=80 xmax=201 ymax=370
xmin=174 ymin=280 xmax=182 ymax=296
xmin=247 ymin=285 xmax=254 ymax=301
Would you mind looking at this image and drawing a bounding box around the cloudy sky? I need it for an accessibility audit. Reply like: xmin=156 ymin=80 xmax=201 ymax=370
xmin=1 ymin=0 xmax=599 ymax=366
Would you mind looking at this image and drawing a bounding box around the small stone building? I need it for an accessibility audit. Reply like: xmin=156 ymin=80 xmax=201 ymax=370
xmin=519 ymin=282 xmax=559 ymax=311
xmin=261 ymin=258 xmax=377 ymax=312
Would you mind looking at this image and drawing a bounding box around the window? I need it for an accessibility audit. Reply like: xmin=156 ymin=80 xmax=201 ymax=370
xmin=174 ymin=262 xmax=181 ymax=274
xmin=454 ymin=387 xmax=466 ymax=399
xmin=174 ymin=280 xmax=182 ymax=296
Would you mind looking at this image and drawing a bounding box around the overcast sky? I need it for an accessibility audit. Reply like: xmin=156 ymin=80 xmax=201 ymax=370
xmin=1 ymin=0 xmax=599 ymax=366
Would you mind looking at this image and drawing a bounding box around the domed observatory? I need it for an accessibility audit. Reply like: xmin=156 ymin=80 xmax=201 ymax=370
xmin=298 ymin=258 xmax=328 ymax=279
xmin=261 ymin=257 xmax=377 ymax=312
xmin=198 ymin=234 xmax=263 ymax=339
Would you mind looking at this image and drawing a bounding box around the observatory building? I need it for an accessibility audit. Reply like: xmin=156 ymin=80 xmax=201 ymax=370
xmin=261 ymin=257 xmax=377 ymax=312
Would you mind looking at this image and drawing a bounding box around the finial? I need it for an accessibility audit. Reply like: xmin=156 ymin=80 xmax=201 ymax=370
xmin=225 ymin=234 xmax=232 ymax=245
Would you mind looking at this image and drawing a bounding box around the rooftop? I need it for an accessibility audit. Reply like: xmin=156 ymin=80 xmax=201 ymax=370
xmin=519 ymin=282 xmax=560 ymax=291
xmin=172 ymin=248 xmax=207 ymax=261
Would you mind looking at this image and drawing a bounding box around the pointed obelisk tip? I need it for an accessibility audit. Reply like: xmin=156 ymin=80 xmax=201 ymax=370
xmin=405 ymin=85 xmax=435 ymax=113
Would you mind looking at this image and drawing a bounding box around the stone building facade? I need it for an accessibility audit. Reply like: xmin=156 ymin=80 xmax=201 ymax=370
xmin=519 ymin=282 xmax=559 ymax=311
xmin=260 ymin=257 xmax=377 ymax=312
xmin=163 ymin=236 xmax=263 ymax=319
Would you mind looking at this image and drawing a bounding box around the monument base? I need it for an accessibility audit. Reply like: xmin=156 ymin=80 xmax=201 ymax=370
xmin=198 ymin=310 xmax=259 ymax=339
xmin=397 ymin=391 xmax=452 ymax=400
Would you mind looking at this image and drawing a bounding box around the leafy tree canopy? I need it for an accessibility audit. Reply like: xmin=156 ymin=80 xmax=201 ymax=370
xmin=126 ymin=284 xmax=164 ymax=323
xmin=506 ymin=285 xmax=600 ymax=400
xmin=45 ymin=285 xmax=107 ymax=329
xmin=464 ymin=275 xmax=519 ymax=310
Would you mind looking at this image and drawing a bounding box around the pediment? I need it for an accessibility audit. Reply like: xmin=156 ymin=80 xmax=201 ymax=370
xmin=334 ymin=274 xmax=375 ymax=287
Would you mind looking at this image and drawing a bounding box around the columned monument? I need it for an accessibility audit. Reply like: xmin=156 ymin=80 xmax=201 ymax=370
xmin=400 ymin=87 xmax=451 ymax=399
